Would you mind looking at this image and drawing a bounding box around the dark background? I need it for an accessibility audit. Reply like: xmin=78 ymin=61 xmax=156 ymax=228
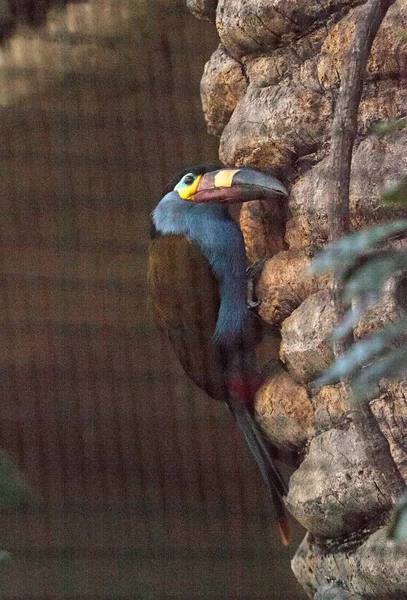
xmin=0 ymin=1 xmax=305 ymax=597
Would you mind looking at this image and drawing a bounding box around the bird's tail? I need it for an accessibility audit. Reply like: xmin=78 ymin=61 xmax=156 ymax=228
xmin=229 ymin=398 xmax=290 ymax=545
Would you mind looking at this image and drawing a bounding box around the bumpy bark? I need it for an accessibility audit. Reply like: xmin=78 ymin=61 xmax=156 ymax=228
xmin=255 ymin=362 xmax=314 ymax=450
xmin=186 ymin=0 xmax=217 ymax=22
xmin=188 ymin=0 xmax=407 ymax=596
xmin=257 ymin=250 xmax=328 ymax=326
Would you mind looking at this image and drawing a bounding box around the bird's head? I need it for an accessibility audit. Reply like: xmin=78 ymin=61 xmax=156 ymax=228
xmin=167 ymin=164 xmax=288 ymax=205
xmin=151 ymin=165 xmax=288 ymax=238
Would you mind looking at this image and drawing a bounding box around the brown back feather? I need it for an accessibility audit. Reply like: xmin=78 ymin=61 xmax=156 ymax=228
xmin=148 ymin=234 xmax=229 ymax=402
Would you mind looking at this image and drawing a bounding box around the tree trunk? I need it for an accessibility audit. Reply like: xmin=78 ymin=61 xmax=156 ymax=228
xmin=188 ymin=0 xmax=407 ymax=597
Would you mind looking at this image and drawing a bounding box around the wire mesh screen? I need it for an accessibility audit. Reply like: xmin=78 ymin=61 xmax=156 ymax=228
xmin=0 ymin=1 xmax=305 ymax=598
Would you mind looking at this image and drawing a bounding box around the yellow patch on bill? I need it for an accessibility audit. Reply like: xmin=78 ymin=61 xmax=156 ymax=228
xmin=214 ymin=169 xmax=240 ymax=189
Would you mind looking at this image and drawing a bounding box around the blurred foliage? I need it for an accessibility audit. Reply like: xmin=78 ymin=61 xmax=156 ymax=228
xmin=310 ymin=169 xmax=407 ymax=540
xmin=373 ymin=117 xmax=406 ymax=137
xmin=310 ymin=115 xmax=407 ymax=403
xmin=311 ymin=117 xmax=407 ymax=540
xmin=310 ymin=219 xmax=407 ymax=398
xmin=0 ymin=450 xmax=31 ymax=560
xmin=388 ymin=488 xmax=407 ymax=542
xmin=373 ymin=118 xmax=407 ymax=206
xmin=0 ymin=550 xmax=12 ymax=562
xmin=0 ymin=450 xmax=29 ymax=509
xmin=383 ymin=176 xmax=407 ymax=205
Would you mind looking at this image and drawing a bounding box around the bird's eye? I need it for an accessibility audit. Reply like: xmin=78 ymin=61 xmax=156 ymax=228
xmin=174 ymin=172 xmax=200 ymax=199
xmin=183 ymin=174 xmax=195 ymax=186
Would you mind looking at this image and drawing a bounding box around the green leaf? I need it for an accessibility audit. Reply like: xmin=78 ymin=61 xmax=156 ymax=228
xmin=352 ymin=343 xmax=407 ymax=399
xmin=383 ymin=177 xmax=407 ymax=206
xmin=316 ymin=317 xmax=407 ymax=388
xmin=342 ymin=252 xmax=407 ymax=303
xmin=310 ymin=220 xmax=407 ymax=276
xmin=389 ymin=512 xmax=407 ymax=542
xmin=0 ymin=451 xmax=30 ymax=509
xmin=0 ymin=551 xmax=12 ymax=562
xmin=388 ymin=489 xmax=407 ymax=541
xmin=333 ymin=292 xmax=384 ymax=340
xmin=333 ymin=304 xmax=365 ymax=340
xmin=373 ymin=117 xmax=407 ymax=137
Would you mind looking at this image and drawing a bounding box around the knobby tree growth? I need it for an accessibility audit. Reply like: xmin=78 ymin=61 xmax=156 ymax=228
xmin=188 ymin=0 xmax=407 ymax=597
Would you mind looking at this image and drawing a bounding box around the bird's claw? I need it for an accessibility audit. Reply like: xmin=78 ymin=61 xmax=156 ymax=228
xmin=246 ymin=259 xmax=267 ymax=309
xmin=247 ymin=283 xmax=260 ymax=308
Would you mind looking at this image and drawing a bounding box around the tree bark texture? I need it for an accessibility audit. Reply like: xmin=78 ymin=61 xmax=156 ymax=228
xmin=324 ymin=0 xmax=405 ymax=525
xmin=187 ymin=0 xmax=407 ymax=597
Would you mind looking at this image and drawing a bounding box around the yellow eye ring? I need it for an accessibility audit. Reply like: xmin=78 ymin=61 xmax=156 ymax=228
xmin=175 ymin=174 xmax=202 ymax=200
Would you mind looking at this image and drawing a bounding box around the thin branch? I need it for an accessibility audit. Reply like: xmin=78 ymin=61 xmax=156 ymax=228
xmin=327 ymin=0 xmax=397 ymax=243
xmin=326 ymin=0 xmax=404 ymax=500
xmin=328 ymin=0 xmax=397 ymax=358
xmin=328 ymin=0 xmax=397 ymax=356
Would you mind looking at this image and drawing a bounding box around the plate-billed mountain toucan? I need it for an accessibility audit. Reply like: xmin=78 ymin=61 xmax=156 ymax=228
xmin=148 ymin=165 xmax=290 ymax=543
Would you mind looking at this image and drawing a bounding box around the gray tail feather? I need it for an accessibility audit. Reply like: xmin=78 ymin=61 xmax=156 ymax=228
xmin=230 ymin=400 xmax=290 ymax=544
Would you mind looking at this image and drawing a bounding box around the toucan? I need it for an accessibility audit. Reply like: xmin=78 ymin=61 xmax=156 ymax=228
xmin=148 ymin=165 xmax=290 ymax=543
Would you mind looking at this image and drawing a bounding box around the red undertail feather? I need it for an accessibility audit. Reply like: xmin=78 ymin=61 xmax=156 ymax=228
xmin=227 ymin=374 xmax=263 ymax=409
xmin=227 ymin=373 xmax=291 ymax=546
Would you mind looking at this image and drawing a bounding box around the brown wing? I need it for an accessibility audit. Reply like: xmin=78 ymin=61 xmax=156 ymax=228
xmin=148 ymin=233 xmax=228 ymax=402
xmin=148 ymin=234 xmax=291 ymax=540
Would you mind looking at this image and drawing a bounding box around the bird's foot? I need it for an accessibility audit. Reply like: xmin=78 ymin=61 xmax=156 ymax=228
xmin=246 ymin=259 xmax=267 ymax=309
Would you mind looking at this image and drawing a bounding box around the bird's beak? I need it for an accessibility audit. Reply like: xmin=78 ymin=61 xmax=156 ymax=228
xmin=191 ymin=168 xmax=288 ymax=204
